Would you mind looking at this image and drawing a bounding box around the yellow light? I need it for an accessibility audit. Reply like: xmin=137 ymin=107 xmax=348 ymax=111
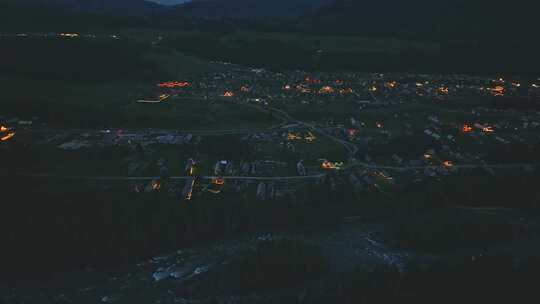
xmin=443 ymin=160 xmax=454 ymax=168
xmin=212 ymin=178 xmax=225 ymax=185
xmin=482 ymin=126 xmax=494 ymax=133
xmin=304 ymin=131 xmax=317 ymax=142
xmin=288 ymin=132 xmax=302 ymax=141
xmin=60 ymin=33 xmax=79 ymax=38
xmin=321 ymin=160 xmax=344 ymax=170
xmin=185 ymin=179 xmax=195 ymax=201
xmin=319 ymin=86 xmax=335 ymax=94
xmin=157 ymin=81 xmax=190 ymax=88
xmin=1 ymin=132 xmax=15 ymax=141
xmin=491 ymin=86 xmax=505 ymax=96
xmin=385 ymin=81 xmax=397 ymax=88
xmin=438 ymin=87 xmax=449 ymax=94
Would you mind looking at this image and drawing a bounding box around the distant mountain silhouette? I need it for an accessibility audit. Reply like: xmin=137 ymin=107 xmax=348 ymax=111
xmin=173 ymin=0 xmax=332 ymax=19
xmin=9 ymin=0 xmax=166 ymax=16
xmin=4 ymin=0 xmax=537 ymax=40
xmin=301 ymin=0 xmax=538 ymax=38
xmin=6 ymin=0 xmax=332 ymax=18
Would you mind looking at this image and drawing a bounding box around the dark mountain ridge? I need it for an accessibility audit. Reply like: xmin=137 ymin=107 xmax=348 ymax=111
xmin=173 ymin=0 xmax=332 ymax=19
xmin=5 ymin=0 xmax=166 ymax=16
xmin=302 ymin=0 xmax=538 ymax=39
xmin=6 ymin=0 xmax=538 ymax=37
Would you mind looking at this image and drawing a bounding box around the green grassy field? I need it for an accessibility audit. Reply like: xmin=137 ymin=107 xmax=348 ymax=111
xmin=0 ymin=37 xmax=282 ymax=129
xmin=220 ymin=30 xmax=440 ymax=54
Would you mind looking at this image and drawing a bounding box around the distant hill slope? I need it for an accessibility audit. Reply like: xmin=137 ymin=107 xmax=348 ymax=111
xmin=173 ymin=0 xmax=332 ymax=19
xmin=300 ymin=0 xmax=539 ymax=39
xmin=7 ymin=0 xmax=166 ymax=16
xmin=6 ymin=0 xmax=331 ymax=19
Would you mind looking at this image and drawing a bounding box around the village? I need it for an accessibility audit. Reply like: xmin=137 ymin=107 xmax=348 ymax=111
xmin=4 ymin=2 xmax=540 ymax=302
xmin=2 ymin=67 xmax=540 ymax=202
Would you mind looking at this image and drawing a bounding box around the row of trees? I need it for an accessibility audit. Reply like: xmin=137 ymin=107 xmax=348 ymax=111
xmin=0 ymin=176 xmax=340 ymax=275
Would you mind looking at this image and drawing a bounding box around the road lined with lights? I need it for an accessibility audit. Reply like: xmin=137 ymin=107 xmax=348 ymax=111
xmin=14 ymin=161 xmax=536 ymax=182
xmin=19 ymin=125 xmax=285 ymax=136
xmin=14 ymin=173 xmax=326 ymax=181
xmin=10 ymin=90 xmax=538 ymax=182
xmin=263 ymin=105 xmax=359 ymax=159
xmin=345 ymin=162 xmax=537 ymax=172
xmin=185 ymin=96 xmax=537 ymax=174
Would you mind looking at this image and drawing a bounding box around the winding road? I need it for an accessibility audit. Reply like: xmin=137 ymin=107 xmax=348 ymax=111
xmin=14 ymin=94 xmax=538 ymax=181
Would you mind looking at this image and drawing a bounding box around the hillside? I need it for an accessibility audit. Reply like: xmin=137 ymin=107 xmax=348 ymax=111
xmin=5 ymin=0 xmax=166 ymax=16
xmin=173 ymin=0 xmax=331 ymax=19
xmin=300 ymin=0 xmax=539 ymax=39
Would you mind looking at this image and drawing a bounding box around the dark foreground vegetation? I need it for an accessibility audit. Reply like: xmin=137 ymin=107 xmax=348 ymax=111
xmin=321 ymin=256 xmax=540 ymax=304
xmin=191 ymin=243 xmax=540 ymax=304
xmin=1 ymin=167 xmax=539 ymax=275
xmin=0 ymin=177 xmax=339 ymax=274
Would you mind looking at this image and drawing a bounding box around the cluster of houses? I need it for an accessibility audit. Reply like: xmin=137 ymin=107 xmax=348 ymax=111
xmin=5 ymin=67 xmax=539 ymax=199
xmin=57 ymin=130 xmax=197 ymax=151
